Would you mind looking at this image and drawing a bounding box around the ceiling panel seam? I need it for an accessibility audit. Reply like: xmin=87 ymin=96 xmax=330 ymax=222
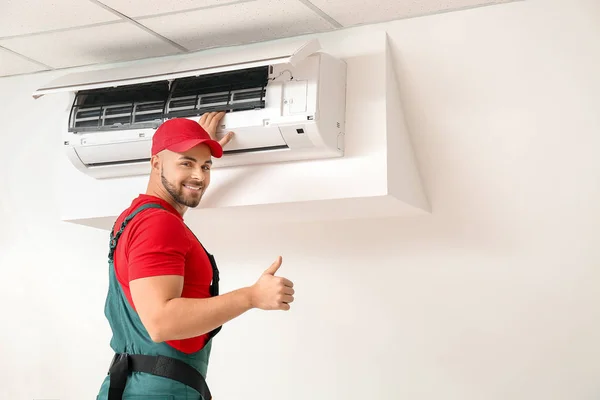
xmin=86 ymin=0 xmax=190 ymax=53
xmin=134 ymin=0 xmax=259 ymax=20
xmin=294 ymin=0 xmax=343 ymax=28
xmin=0 ymin=21 xmax=123 ymax=41
xmin=0 ymin=45 xmax=53 ymax=70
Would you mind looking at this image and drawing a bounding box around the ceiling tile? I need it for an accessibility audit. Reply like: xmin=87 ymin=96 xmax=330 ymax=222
xmin=99 ymin=0 xmax=242 ymax=18
xmin=0 ymin=22 xmax=182 ymax=69
xmin=140 ymin=0 xmax=334 ymax=51
xmin=0 ymin=0 xmax=120 ymax=38
xmin=308 ymin=0 xmax=515 ymax=27
xmin=0 ymin=47 xmax=48 ymax=77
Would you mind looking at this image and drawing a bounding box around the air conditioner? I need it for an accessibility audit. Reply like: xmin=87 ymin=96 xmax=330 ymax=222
xmin=33 ymin=39 xmax=347 ymax=179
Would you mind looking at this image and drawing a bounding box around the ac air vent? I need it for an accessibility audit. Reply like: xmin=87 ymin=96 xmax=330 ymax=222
xmin=165 ymin=66 xmax=269 ymax=118
xmin=233 ymin=88 xmax=265 ymax=102
xmin=69 ymin=81 xmax=169 ymax=132
xmin=200 ymin=92 xmax=230 ymax=106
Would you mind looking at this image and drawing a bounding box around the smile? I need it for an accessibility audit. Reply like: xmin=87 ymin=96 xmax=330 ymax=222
xmin=183 ymin=184 xmax=202 ymax=191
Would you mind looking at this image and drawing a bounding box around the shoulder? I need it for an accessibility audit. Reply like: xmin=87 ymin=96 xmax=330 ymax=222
xmin=121 ymin=207 xmax=191 ymax=251
xmin=123 ymin=208 xmax=191 ymax=280
xmin=135 ymin=206 xmax=183 ymax=227
xmin=137 ymin=207 xmax=187 ymax=235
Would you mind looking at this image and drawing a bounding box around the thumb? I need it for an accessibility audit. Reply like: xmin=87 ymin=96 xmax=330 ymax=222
xmin=219 ymin=131 xmax=234 ymax=147
xmin=263 ymin=256 xmax=282 ymax=276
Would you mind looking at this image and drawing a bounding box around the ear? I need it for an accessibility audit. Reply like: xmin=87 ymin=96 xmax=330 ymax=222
xmin=150 ymin=155 xmax=161 ymax=172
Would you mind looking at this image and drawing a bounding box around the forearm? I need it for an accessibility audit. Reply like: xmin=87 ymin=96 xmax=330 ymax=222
xmin=152 ymin=287 xmax=254 ymax=342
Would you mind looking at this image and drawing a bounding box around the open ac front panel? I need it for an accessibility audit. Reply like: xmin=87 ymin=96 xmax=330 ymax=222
xmin=56 ymin=44 xmax=347 ymax=179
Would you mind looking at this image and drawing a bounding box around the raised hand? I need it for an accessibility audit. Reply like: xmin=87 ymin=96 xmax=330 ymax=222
xmin=198 ymin=111 xmax=234 ymax=148
xmin=249 ymin=256 xmax=295 ymax=311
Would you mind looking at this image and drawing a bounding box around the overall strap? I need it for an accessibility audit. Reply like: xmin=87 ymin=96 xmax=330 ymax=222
xmin=187 ymin=229 xmax=222 ymax=339
xmin=108 ymin=203 xmax=166 ymax=261
xmin=188 ymin=230 xmax=220 ymax=295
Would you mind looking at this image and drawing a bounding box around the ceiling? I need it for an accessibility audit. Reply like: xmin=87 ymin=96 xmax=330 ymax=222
xmin=0 ymin=0 xmax=514 ymax=78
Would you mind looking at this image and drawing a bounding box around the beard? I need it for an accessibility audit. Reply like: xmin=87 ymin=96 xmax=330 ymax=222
xmin=161 ymin=169 xmax=203 ymax=208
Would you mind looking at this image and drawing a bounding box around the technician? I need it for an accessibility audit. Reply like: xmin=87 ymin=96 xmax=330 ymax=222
xmin=96 ymin=111 xmax=295 ymax=400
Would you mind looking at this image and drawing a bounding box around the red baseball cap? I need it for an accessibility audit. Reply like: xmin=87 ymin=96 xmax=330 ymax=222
xmin=151 ymin=118 xmax=223 ymax=158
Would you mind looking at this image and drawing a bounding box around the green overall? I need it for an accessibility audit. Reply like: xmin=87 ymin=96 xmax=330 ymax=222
xmin=96 ymin=203 xmax=221 ymax=400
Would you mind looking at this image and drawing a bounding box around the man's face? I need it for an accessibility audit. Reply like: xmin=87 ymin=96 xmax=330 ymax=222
xmin=155 ymin=144 xmax=213 ymax=208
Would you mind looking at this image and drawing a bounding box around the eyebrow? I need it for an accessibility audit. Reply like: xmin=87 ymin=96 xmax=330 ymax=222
xmin=179 ymin=156 xmax=212 ymax=164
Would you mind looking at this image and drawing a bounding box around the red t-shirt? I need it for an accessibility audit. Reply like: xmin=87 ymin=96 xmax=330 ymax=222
xmin=112 ymin=194 xmax=213 ymax=354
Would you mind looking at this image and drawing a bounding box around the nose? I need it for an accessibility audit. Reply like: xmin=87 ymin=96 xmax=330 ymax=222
xmin=190 ymin=166 xmax=206 ymax=182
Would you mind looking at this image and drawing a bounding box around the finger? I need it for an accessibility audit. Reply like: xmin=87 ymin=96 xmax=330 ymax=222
xmin=279 ymin=277 xmax=293 ymax=288
xmin=264 ymin=256 xmax=282 ymax=275
xmin=281 ymin=295 xmax=294 ymax=304
xmin=203 ymin=111 xmax=217 ymax=129
xmin=282 ymin=287 xmax=295 ymax=295
xmin=198 ymin=113 xmax=208 ymax=127
xmin=218 ymin=131 xmax=234 ymax=147
xmin=281 ymin=303 xmax=291 ymax=311
xmin=209 ymin=111 xmax=225 ymax=133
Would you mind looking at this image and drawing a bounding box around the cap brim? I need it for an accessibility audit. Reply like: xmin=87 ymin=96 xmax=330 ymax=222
xmin=167 ymin=138 xmax=223 ymax=158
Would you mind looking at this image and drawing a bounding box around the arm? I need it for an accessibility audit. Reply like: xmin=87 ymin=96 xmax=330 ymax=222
xmin=131 ymin=275 xmax=253 ymax=342
xmin=131 ymin=256 xmax=292 ymax=343
xmin=125 ymin=212 xmax=255 ymax=342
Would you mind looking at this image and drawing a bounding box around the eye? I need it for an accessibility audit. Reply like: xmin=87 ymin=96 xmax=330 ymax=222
xmin=181 ymin=162 xmax=191 ymax=167
xmin=202 ymin=165 xmax=211 ymax=171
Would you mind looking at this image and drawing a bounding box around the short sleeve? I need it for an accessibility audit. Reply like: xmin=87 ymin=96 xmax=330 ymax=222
xmin=126 ymin=211 xmax=190 ymax=281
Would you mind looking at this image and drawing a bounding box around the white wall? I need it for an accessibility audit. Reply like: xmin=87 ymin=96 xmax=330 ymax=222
xmin=1 ymin=0 xmax=599 ymax=399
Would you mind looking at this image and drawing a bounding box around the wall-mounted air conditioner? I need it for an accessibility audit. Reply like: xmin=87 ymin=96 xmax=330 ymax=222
xmin=33 ymin=39 xmax=347 ymax=179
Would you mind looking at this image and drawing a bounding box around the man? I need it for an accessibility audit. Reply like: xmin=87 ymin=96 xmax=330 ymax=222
xmin=96 ymin=112 xmax=295 ymax=400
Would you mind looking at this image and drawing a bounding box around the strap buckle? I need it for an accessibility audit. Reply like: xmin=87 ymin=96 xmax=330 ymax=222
xmin=108 ymin=353 xmax=128 ymax=374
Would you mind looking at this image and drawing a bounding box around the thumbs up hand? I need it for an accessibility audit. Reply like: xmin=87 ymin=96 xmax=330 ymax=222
xmin=249 ymin=256 xmax=295 ymax=311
